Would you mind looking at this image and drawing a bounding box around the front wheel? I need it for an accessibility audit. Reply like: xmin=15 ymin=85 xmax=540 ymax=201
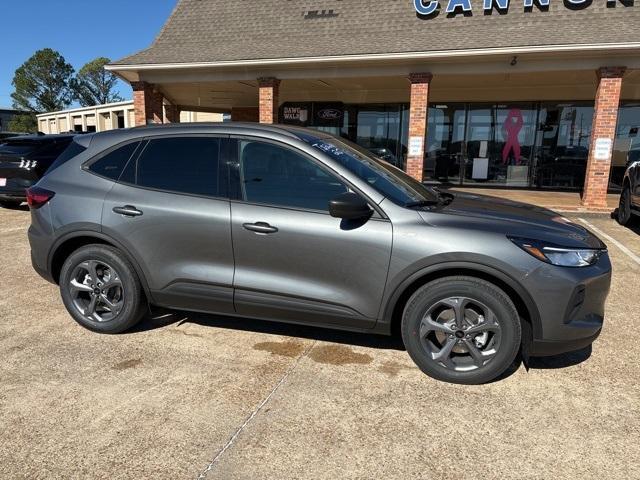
xmin=59 ymin=244 xmax=147 ymax=333
xmin=401 ymin=276 xmax=521 ymax=384
xmin=617 ymin=185 xmax=635 ymax=226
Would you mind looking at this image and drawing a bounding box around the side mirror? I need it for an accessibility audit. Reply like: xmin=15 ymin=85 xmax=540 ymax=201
xmin=329 ymin=192 xmax=372 ymax=220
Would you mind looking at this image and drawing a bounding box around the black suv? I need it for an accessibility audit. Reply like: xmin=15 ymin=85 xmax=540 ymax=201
xmin=617 ymin=148 xmax=640 ymax=225
xmin=0 ymin=134 xmax=75 ymax=208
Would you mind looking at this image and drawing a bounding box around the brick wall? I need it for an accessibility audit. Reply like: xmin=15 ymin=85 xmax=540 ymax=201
xmin=131 ymin=81 xmax=163 ymax=126
xmin=406 ymin=73 xmax=432 ymax=181
xmin=258 ymin=77 xmax=281 ymax=124
xmin=581 ymin=67 xmax=626 ymax=208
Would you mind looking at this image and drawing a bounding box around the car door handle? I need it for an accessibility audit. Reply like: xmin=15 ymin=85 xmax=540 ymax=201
xmin=113 ymin=205 xmax=143 ymax=217
xmin=242 ymin=222 xmax=278 ymax=234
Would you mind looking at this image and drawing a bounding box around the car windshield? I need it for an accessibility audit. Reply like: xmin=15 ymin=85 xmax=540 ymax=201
xmin=0 ymin=141 xmax=42 ymax=156
xmin=300 ymin=133 xmax=440 ymax=207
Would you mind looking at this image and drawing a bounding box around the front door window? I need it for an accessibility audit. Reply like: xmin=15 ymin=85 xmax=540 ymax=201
xmin=238 ymin=139 xmax=348 ymax=212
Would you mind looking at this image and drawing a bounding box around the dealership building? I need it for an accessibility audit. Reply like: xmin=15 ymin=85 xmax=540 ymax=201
xmin=106 ymin=0 xmax=640 ymax=208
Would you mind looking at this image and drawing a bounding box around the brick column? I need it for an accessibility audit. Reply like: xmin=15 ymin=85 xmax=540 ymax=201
xmin=258 ymin=77 xmax=281 ymax=124
xmin=165 ymin=104 xmax=180 ymax=123
xmin=581 ymin=67 xmax=626 ymax=208
xmin=406 ymin=73 xmax=433 ymax=181
xmin=131 ymin=81 xmax=164 ymax=126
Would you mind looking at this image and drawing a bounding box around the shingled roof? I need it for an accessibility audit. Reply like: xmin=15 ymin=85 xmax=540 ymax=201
xmin=112 ymin=0 xmax=640 ymax=66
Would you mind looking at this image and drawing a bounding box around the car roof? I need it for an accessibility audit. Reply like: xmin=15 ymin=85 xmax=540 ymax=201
xmin=4 ymin=133 xmax=77 ymax=143
xmin=84 ymin=122 xmax=332 ymax=149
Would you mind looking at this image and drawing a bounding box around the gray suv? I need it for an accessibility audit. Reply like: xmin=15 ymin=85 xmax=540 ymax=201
xmin=28 ymin=124 xmax=611 ymax=384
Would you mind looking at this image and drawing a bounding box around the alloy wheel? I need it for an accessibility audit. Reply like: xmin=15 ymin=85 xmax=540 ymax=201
xmin=419 ymin=297 xmax=502 ymax=372
xmin=68 ymin=260 xmax=124 ymax=322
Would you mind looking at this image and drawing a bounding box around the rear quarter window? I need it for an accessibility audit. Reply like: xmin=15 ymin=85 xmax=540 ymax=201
xmin=45 ymin=141 xmax=87 ymax=175
xmin=87 ymin=142 xmax=141 ymax=181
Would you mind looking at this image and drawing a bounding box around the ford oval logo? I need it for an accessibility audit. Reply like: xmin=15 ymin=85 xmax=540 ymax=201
xmin=317 ymin=109 xmax=341 ymax=120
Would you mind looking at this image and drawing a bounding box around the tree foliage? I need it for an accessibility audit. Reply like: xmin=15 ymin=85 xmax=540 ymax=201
xmin=71 ymin=57 xmax=123 ymax=107
xmin=11 ymin=48 xmax=75 ymax=113
xmin=7 ymin=113 xmax=38 ymax=133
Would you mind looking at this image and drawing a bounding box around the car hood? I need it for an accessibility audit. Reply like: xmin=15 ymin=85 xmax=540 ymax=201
xmin=421 ymin=191 xmax=606 ymax=249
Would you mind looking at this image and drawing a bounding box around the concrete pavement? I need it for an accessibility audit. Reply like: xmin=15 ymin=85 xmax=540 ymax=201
xmin=0 ymin=206 xmax=639 ymax=479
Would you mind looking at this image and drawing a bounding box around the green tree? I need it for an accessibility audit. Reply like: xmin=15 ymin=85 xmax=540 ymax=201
xmin=11 ymin=48 xmax=75 ymax=113
xmin=71 ymin=57 xmax=123 ymax=107
xmin=7 ymin=113 xmax=37 ymax=133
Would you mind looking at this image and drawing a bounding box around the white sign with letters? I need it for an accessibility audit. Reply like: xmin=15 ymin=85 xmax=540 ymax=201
xmin=594 ymin=138 xmax=613 ymax=160
xmin=409 ymin=136 xmax=424 ymax=156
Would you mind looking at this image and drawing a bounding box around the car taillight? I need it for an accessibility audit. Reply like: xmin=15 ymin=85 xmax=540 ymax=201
xmin=26 ymin=186 xmax=55 ymax=209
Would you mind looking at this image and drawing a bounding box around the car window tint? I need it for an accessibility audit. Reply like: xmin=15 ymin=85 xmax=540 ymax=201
xmin=239 ymin=140 xmax=348 ymax=211
xmin=136 ymin=137 xmax=220 ymax=197
xmin=46 ymin=141 xmax=87 ymax=175
xmin=36 ymin=139 xmax=73 ymax=159
xmin=0 ymin=141 xmax=41 ymax=156
xmin=88 ymin=142 xmax=140 ymax=180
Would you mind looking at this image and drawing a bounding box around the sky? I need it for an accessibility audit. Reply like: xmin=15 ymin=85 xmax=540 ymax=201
xmin=0 ymin=0 xmax=178 ymax=109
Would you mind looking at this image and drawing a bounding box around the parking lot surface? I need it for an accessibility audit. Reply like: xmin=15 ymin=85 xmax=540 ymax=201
xmin=1 ymin=207 xmax=639 ymax=479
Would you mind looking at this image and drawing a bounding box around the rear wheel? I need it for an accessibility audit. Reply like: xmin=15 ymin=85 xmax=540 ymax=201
xmin=617 ymin=185 xmax=635 ymax=226
xmin=59 ymin=244 xmax=146 ymax=333
xmin=401 ymin=276 xmax=521 ymax=384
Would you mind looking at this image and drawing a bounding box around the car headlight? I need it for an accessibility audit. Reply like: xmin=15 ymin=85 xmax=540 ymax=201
xmin=509 ymin=237 xmax=604 ymax=267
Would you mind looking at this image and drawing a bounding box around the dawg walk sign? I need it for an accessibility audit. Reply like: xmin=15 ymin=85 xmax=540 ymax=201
xmin=414 ymin=0 xmax=632 ymax=16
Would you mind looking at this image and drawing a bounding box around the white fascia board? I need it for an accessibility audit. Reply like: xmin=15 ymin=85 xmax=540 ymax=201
xmin=105 ymin=43 xmax=640 ymax=72
xmin=35 ymin=100 xmax=135 ymax=118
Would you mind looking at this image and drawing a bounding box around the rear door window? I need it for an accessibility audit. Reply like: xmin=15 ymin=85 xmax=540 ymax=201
xmin=133 ymin=136 xmax=223 ymax=198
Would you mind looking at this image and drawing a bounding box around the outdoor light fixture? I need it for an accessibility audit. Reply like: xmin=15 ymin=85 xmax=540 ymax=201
xmin=510 ymin=56 xmax=518 ymax=66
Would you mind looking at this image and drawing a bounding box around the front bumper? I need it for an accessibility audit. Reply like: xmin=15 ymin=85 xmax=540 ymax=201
xmin=523 ymin=252 xmax=611 ymax=357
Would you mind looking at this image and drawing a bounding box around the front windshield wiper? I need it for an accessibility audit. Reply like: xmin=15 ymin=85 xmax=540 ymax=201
xmin=404 ymin=199 xmax=441 ymax=208
xmin=405 ymin=191 xmax=455 ymax=209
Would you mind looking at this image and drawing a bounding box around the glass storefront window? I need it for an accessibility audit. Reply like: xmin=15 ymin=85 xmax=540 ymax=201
xmin=355 ymin=105 xmax=406 ymax=168
xmin=426 ymin=104 xmax=466 ymax=184
xmin=283 ymin=100 xmax=640 ymax=193
xmin=612 ymin=103 xmax=640 ymax=189
xmin=535 ymin=103 xmax=593 ymax=190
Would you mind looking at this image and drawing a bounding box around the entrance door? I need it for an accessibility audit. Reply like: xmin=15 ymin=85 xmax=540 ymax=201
xmin=534 ymin=103 xmax=593 ymax=189
xmin=229 ymin=137 xmax=393 ymax=329
xmin=425 ymin=104 xmax=466 ymax=184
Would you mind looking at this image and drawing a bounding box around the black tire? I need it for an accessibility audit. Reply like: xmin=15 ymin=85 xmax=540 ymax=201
xmin=59 ymin=244 xmax=146 ymax=333
xmin=0 ymin=200 xmax=22 ymax=209
xmin=617 ymin=185 xmax=635 ymax=226
xmin=401 ymin=276 xmax=521 ymax=385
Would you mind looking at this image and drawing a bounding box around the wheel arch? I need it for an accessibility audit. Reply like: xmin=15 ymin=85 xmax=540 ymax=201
xmin=381 ymin=262 xmax=542 ymax=342
xmin=48 ymin=231 xmax=152 ymax=301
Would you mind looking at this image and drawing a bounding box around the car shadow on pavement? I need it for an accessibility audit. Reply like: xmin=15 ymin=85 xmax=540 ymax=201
xmin=1 ymin=203 xmax=29 ymax=211
xmin=132 ymin=308 xmax=594 ymax=373
xmin=611 ymin=208 xmax=640 ymax=235
xmin=527 ymin=345 xmax=592 ymax=369
xmin=131 ymin=308 xmax=406 ymax=351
